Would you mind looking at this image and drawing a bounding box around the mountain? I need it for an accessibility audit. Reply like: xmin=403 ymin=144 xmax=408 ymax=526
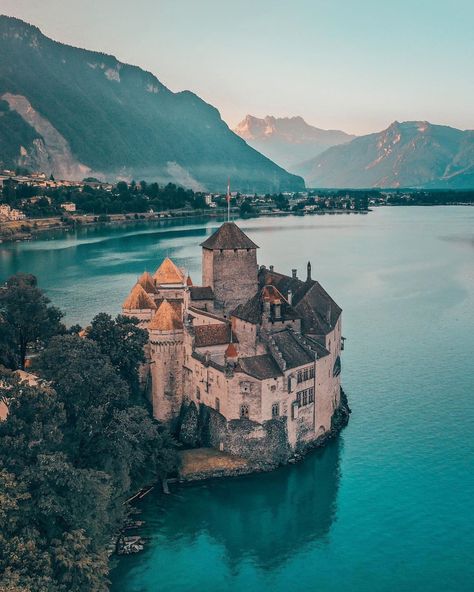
xmin=300 ymin=121 xmax=474 ymax=189
xmin=0 ymin=16 xmax=303 ymax=192
xmin=233 ymin=115 xmax=355 ymax=171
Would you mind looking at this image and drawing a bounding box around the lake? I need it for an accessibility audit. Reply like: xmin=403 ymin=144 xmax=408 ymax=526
xmin=1 ymin=207 xmax=473 ymax=592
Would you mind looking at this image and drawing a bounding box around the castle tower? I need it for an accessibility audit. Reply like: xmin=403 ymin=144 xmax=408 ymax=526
xmin=200 ymin=222 xmax=259 ymax=316
xmin=122 ymin=283 xmax=157 ymax=322
xmin=148 ymin=299 xmax=184 ymax=422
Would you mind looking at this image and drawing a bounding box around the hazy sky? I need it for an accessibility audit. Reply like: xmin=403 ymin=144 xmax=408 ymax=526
xmin=2 ymin=0 xmax=473 ymax=134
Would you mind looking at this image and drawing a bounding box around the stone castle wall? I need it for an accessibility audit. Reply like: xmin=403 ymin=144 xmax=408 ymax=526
xmin=202 ymin=248 xmax=257 ymax=315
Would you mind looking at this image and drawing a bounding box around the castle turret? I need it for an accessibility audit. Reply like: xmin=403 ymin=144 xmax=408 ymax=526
xmin=122 ymin=283 xmax=157 ymax=322
xmin=148 ymin=299 xmax=184 ymax=422
xmin=200 ymin=222 xmax=259 ymax=316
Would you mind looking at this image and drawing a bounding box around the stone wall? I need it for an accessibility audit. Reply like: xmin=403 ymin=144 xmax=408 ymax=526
xmin=202 ymin=247 xmax=257 ymax=315
xmin=178 ymin=401 xmax=291 ymax=468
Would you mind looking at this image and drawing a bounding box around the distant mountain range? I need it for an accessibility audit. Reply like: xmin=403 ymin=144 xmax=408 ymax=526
xmin=233 ymin=115 xmax=355 ymax=170
xmin=298 ymin=121 xmax=474 ymax=189
xmin=0 ymin=16 xmax=303 ymax=192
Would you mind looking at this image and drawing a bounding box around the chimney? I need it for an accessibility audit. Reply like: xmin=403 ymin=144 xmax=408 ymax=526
xmin=292 ymin=269 xmax=297 ymax=279
xmin=263 ymin=298 xmax=271 ymax=314
xmin=307 ymin=261 xmax=312 ymax=281
xmin=274 ymin=300 xmax=281 ymax=320
xmin=287 ymin=289 xmax=293 ymax=305
xmin=269 ymin=264 xmax=274 ymax=272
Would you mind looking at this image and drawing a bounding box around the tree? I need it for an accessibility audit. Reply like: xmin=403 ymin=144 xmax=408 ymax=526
xmin=0 ymin=290 xmax=179 ymax=590
xmin=0 ymin=274 xmax=64 ymax=370
xmin=240 ymin=198 xmax=256 ymax=217
xmin=87 ymin=313 xmax=148 ymax=394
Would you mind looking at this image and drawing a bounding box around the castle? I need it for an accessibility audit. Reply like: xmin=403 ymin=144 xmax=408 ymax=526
xmin=122 ymin=222 xmax=348 ymax=465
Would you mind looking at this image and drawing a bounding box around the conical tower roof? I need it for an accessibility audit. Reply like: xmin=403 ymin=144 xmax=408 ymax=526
xmin=149 ymin=299 xmax=183 ymax=331
xmin=225 ymin=342 xmax=238 ymax=359
xmin=154 ymin=257 xmax=185 ymax=285
xmin=138 ymin=271 xmax=156 ymax=293
xmin=123 ymin=283 xmax=157 ymax=310
xmin=200 ymin=222 xmax=259 ymax=250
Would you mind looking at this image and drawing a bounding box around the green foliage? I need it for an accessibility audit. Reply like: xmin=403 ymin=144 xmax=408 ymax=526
xmin=0 ymin=273 xmax=64 ymax=370
xmin=0 ymin=275 xmax=179 ymax=590
xmin=239 ymin=198 xmax=256 ymax=217
xmin=88 ymin=313 xmax=147 ymax=394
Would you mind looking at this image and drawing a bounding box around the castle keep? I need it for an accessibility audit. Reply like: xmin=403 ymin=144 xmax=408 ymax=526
xmin=122 ymin=222 xmax=348 ymax=464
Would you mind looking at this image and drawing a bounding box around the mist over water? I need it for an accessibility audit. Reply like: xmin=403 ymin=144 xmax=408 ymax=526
xmin=1 ymin=207 xmax=473 ymax=591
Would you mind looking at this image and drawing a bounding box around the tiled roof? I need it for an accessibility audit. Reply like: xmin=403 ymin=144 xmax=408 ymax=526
xmin=270 ymin=329 xmax=315 ymax=369
xmin=238 ymin=354 xmax=282 ymax=379
xmin=149 ymin=299 xmax=183 ymax=331
xmin=189 ymin=286 xmax=214 ymax=301
xmin=154 ymin=257 xmax=185 ymax=285
xmin=138 ymin=271 xmax=156 ymax=293
xmin=200 ymin=222 xmax=259 ymax=250
xmin=232 ymin=285 xmax=299 ymax=325
xmin=194 ymin=323 xmax=235 ymax=347
xmin=123 ymin=283 xmax=157 ymax=310
xmin=259 ymin=267 xmax=341 ymax=335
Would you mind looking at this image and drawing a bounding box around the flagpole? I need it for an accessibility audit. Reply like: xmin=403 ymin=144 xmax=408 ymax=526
xmin=227 ymin=177 xmax=230 ymax=222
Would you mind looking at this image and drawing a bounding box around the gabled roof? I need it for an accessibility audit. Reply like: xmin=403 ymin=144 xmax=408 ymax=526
xmin=200 ymin=222 xmax=259 ymax=250
xmin=138 ymin=271 xmax=156 ymax=293
xmin=123 ymin=283 xmax=157 ymax=310
xmin=232 ymin=285 xmax=299 ymax=325
xmin=259 ymin=267 xmax=341 ymax=335
xmin=154 ymin=257 xmax=185 ymax=285
xmin=238 ymin=354 xmax=282 ymax=380
xmin=270 ymin=329 xmax=315 ymax=369
xmin=189 ymin=286 xmax=214 ymax=301
xmin=149 ymin=300 xmax=183 ymax=331
xmin=194 ymin=323 xmax=236 ymax=348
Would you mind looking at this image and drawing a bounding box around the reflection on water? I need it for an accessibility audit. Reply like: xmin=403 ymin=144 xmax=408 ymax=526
xmin=168 ymin=440 xmax=339 ymax=568
xmin=111 ymin=439 xmax=342 ymax=588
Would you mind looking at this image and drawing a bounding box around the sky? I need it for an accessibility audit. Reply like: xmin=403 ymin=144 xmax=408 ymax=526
xmin=1 ymin=0 xmax=473 ymax=135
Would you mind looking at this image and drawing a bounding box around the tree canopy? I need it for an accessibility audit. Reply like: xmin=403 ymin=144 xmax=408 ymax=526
xmin=0 ymin=273 xmax=64 ymax=370
xmin=0 ymin=279 xmax=179 ymax=591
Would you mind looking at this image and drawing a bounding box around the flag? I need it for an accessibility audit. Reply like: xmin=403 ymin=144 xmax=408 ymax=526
xmin=227 ymin=178 xmax=230 ymax=203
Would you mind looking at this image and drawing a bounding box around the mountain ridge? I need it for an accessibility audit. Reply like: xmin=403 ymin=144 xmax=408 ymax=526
xmin=0 ymin=15 xmax=304 ymax=192
xmin=297 ymin=120 xmax=474 ymax=188
xmin=233 ymin=114 xmax=355 ymax=170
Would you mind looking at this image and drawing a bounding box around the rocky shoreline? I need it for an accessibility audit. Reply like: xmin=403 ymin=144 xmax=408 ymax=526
xmin=176 ymin=388 xmax=351 ymax=482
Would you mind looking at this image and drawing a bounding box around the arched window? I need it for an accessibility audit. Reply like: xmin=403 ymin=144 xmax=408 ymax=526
xmin=240 ymin=404 xmax=249 ymax=419
xmin=333 ymin=356 xmax=341 ymax=377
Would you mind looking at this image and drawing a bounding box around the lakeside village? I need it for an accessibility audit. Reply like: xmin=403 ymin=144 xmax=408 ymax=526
xmin=1 ymin=169 xmax=473 ymax=241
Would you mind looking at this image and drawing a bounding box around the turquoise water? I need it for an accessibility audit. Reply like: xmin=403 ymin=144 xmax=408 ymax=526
xmin=1 ymin=207 xmax=474 ymax=591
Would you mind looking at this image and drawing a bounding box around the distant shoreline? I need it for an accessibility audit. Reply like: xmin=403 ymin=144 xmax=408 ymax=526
xmin=0 ymin=207 xmax=369 ymax=243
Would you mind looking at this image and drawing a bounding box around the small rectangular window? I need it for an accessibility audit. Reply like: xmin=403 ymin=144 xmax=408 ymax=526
xmin=215 ymin=397 xmax=220 ymax=412
xmin=297 ymin=371 xmax=303 ymax=383
xmin=303 ymin=390 xmax=308 ymax=406
xmin=296 ymin=391 xmax=302 ymax=407
xmin=309 ymin=367 xmax=315 ymax=379
xmin=272 ymin=403 xmax=279 ymax=417
xmin=240 ymin=404 xmax=249 ymax=419
xmin=303 ymin=368 xmax=309 ymax=381
xmin=308 ymin=388 xmax=314 ymax=404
